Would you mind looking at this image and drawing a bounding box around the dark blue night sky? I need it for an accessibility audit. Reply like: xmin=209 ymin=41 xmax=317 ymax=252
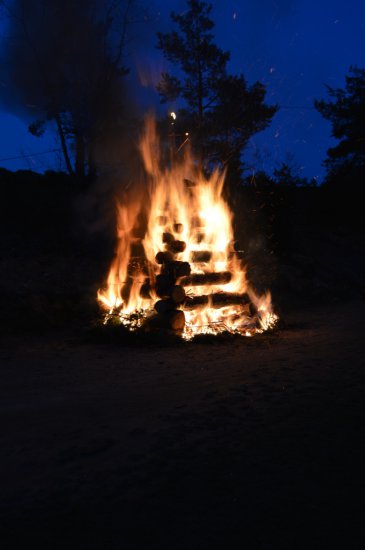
xmin=1 ymin=0 xmax=365 ymax=180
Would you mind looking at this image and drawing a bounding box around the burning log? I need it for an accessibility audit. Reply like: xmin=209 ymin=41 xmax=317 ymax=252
xmin=170 ymin=284 xmax=186 ymax=304
xmin=155 ymin=251 xmax=174 ymax=265
xmin=162 ymin=232 xmax=174 ymax=244
xmin=162 ymin=261 xmax=191 ymax=278
xmin=154 ymin=299 xmax=175 ymax=314
xmin=166 ymin=310 xmax=185 ymax=331
xmin=156 ymin=274 xmax=175 ymax=297
xmin=212 ymin=292 xmax=250 ymax=307
xmin=155 ymin=307 xmax=185 ymax=332
xmin=173 ymin=223 xmax=184 ymax=233
xmin=155 ymin=278 xmax=186 ymax=302
xmin=180 ymin=271 xmax=232 ymax=287
xmin=183 ymin=292 xmax=250 ymax=310
xmin=167 ymin=240 xmax=186 ymax=254
xmin=140 ymin=281 xmax=152 ymax=299
xmin=182 ymin=295 xmax=208 ymax=309
xmin=190 ymin=250 xmax=212 ymax=263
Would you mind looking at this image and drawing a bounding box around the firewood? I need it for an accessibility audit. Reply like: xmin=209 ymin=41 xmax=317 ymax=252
xmin=167 ymin=310 xmax=185 ymax=331
xmin=155 ymin=251 xmax=173 ymax=264
xmin=190 ymin=250 xmax=212 ymax=263
xmin=173 ymin=223 xmax=184 ymax=233
xmin=162 ymin=232 xmax=174 ymax=244
xmin=183 ymin=295 xmax=208 ymax=309
xmin=155 ymin=279 xmax=186 ymax=302
xmin=167 ymin=240 xmax=186 ymax=254
xmin=180 ymin=271 xmax=232 ymax=287
xmin=154 ymin=299 xmax=175 ymax=314
xmin=162 ymin=261 xmax=191 ymax=278
xmin=155 ymin=309 xmax=185 ymax=332
xmin=140 ymin=281 xmax=151 ymax=299
xmin=183 ymin=292 xmax=250 ymax=310
xmin=212 ymin=292 xmax=249 ymax=306
xmin=170 ymin=285 xmax=186 ymax=304
xmin=156 ymin=274 xmax=176 ymax=297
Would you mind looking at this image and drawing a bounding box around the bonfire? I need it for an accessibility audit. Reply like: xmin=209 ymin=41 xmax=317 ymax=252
xmin=98 ymin=117 xmax=277 ymax=339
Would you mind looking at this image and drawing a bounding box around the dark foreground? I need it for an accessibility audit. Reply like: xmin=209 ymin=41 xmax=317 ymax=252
xmin=0 ymin=299 xmax=364 ymax=549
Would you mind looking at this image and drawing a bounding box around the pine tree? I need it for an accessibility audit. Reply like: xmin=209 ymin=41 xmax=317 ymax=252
xmin=315 ymin=66 xmax=365 ymax=177
xmin=157 ymin=0 xmax=277 ymax=184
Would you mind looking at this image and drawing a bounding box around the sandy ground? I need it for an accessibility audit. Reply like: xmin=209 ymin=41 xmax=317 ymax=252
xmin=0 ymin=299 xmax=364 ymax=549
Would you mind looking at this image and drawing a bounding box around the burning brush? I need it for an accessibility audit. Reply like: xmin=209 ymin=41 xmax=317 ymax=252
xmin=97 ymin=117 xmax=277 ymax=340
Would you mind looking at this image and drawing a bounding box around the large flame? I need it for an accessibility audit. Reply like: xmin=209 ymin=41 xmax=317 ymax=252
xmin=98 ymin=117 xmax=277 ymax=338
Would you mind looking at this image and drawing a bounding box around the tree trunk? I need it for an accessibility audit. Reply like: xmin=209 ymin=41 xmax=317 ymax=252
xmin=55 ymin=114 xmax=73 ymax=176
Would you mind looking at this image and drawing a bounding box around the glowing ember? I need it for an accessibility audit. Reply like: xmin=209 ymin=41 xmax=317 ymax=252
xmin=97 ymin=117 xmax=278 ymax=339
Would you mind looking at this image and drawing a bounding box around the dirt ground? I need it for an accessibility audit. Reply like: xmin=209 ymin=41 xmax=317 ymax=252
xmin=0 ymin=299 xmax=364 ymax=549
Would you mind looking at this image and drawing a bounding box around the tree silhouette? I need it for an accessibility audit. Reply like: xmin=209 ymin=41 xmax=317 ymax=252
xmin=0 ymin=0 xmax=135 ymax=179
xmin=157 ymin=0 xmax=277 ymax=184
xmin=315 ymin=66 xmax=365 ymax=179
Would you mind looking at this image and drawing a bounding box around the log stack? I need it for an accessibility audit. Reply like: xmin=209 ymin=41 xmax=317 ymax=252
xmin=146 ymin=221 xmax=253 ymax=335
xmin=138 ymin=181 xmax=256 ymax=334
xmin=150 ymin=223 xmax=190 ymax=333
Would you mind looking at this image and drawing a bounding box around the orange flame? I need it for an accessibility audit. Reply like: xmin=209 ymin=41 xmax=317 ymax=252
xmin=98 ymin=117 xmax=277 ymax=337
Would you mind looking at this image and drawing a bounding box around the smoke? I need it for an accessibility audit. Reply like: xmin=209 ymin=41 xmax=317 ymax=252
xmin=0 ymin=0 xmax=143 ymax=165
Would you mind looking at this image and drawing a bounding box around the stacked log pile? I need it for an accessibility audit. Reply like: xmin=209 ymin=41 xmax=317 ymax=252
xmin=136 ymin=180 xmax=256 ymax=334
xmin=142 ymin=234 xmax=254 ymax=335
xmin=153 ymin=234 xmax=190 ymax=332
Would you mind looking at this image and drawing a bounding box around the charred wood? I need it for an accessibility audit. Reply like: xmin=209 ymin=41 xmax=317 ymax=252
xmin=155 ymin=309 xmax=185 ymax=332
xmin=190 ymin=250 xmax=212 ymax=263
xmin=183 ymin=292 xmax=250 ymax=310
xmin=180 ymin=271 xmax=232 ymax=287
xmin=155 ymin=280 xmax=186 ymax=303
xmin=154 ymin=299 xmax=175 ymax=314
xmin=156 ymin=273 xmax=176 ymax=297
xmin=140 ymin=281 xmax=152 ymax=299
xmin=173 ymin=223 xmax=184 ymax=233
xmin=155 ymin=251 xmax=174 ymax=265
xmin=162 ymin=232 xmax=174 ymax=244
xmin=167 ymin=240 xmax=186 ymax=254
xmin=170 ymin=285 xmax=186 ymax=304
xmin=162 ymin=261 xmax=191 ymax=278
xmin=166 ymin=310 xmax=185 ymax=332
